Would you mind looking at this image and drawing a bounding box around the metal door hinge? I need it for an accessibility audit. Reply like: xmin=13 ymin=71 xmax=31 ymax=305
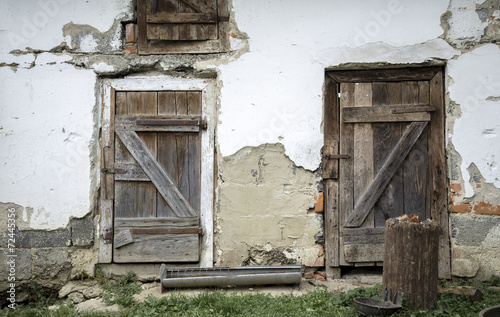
xmin=102 ymin=227 xmax=113 ymax=244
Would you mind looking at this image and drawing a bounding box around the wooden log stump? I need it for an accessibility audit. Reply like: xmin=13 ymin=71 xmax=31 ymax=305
xmin=382 ymin=218 xmax=440 ymax=310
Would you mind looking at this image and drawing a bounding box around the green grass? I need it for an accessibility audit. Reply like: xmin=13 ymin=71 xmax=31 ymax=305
xmin=2 ymin=277 xmax=499 ymax=317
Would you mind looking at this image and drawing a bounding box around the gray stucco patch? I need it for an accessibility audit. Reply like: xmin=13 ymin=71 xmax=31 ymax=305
xmin=451 ymin=214 xmax=500 ymax=246
xmin=71 ymin=216 xmax=94 ymax=246
xmin=16 ymin=228 xmax=71 ymax=248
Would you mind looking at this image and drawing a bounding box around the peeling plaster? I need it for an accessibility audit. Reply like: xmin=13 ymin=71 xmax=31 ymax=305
xmin=0 ymin=0 xmax=133 ymax=53
xmin=448 ymin=44 xmax=500 ymax=197
xmin=0 ymin=60 xmax=96 ymax=229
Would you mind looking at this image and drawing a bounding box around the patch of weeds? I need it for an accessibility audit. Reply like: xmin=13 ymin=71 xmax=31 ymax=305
xmin=95 ymin=269 xmax=142 ymax=308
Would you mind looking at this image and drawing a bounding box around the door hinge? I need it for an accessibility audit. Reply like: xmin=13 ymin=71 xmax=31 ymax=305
xmin=102 ymin=227 xmax=113 ymax=244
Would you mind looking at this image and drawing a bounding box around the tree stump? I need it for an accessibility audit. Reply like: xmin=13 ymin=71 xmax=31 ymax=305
xmin=382 ymin=218 xmax=440 ymax=310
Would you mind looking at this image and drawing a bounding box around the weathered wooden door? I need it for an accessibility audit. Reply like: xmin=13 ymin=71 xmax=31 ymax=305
xmin=323 ymin=67 xmax=450 ymax=278
xmin=104 ymin=90 xmax=203 ymax=263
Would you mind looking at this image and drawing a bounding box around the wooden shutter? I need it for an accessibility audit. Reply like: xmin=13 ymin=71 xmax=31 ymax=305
xmin=109 ymin=90 xmax=203 ymax=263
xmin=138 ymin=0 xmax=229 ymax=54
xmin=323 ymin=67 xmax=451 ymax=278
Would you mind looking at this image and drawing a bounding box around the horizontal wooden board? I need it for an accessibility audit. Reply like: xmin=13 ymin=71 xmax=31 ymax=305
xmin=328 ymin=67 xmax=441 ymax=83
xmin=147 ymin=13 xmax=217 ymax=24
xmin=342 ymin=228 xmax=385 ymax=246
xmin=343 ymin=105 xmax=431 ymax=123
xmin=130 ymin=227 xmax=202 ymax=235
xmin=344 ymin=243 xmax=385 ymax=262
xmin=113 ymin=233 xmax=199 ymax=263
xmin=114 ymin=163 xmax=150 ymax=181
xmin=115 ymin=116 xmax=200 ymax=132
xmin=114 ymin=217 xmax=199 ymax=228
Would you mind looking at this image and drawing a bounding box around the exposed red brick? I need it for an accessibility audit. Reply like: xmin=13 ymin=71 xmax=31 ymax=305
xmin=317 ymin=246 xmax=324 ymax=257
xmin=314 ymin=192 xmax=324 ymax=213
xmin=125 ymin=23 xmax=136 ymax=43
xmin=451 ymin=204 xmax=472 ymax=213
xmin=229 ymin=32 xmax=237 ymax=38
xmin=473 ymin=201 xmax=500 ymax=215
xmin=304 ymin=272 xmax=314 ymax=279
xmin=314 ymin=271 xmax=326 ymax=281
xmin=124 ymin=44 xmax=138 ymax=55
xmin=449 ymin=183 xmax=462 ymax=193
xmin=313 ymin=256 xmax=325 ymax=267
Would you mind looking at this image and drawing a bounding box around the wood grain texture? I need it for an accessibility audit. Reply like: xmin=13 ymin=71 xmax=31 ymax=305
xmin=324 ymin=180 xmax=339 ymax=267
xmin=117 ymin=130 xmax=197 ymax=218
xmin=343 ymin=105 xmax=431 ymax=123
xmin=372 ymin=82 xmax=404 ymax=227
xmin=353 ymin=83 xmax=374 ymax=229
xmin=113 ymin=233 xmax=199 ymax=263
xmin=383 ymin=219 xmax=439 ymax=310
xmin=339 ymin=83 xmax=355 ymax=266
xmin=429 ymin=70 xmax=450 ymax=279
xmin=402 ymin=81 xmax=428 ymax=219
xmin=328 ymin=67 xmax=441 ymax=83
xmin=138 ymin=0 xmax=229 ymax=53
xmin=345 ymin=122 xmax=428 ymax=228
xmin=323 ymin=76 xmax=340 ymax=179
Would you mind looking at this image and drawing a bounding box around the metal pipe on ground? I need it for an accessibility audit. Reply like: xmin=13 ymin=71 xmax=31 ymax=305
xmin=160 ymin=265 xmax=302 ymax=291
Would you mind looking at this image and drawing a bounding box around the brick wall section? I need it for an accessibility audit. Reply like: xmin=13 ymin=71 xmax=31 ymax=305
xmin=449 ymin=182 xmax=500 ymax=215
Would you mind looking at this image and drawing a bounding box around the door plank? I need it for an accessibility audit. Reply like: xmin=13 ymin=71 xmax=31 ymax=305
xmin=372 ymin=82 xmax=404 ymax=227
xmin=114 ymin=217 xmax=199 ymax=228
xmin=353 ymin=83 xmax=374 ymax=229
xmin=429 ymin=70 xmax=451 ymax=278
xmin=402 ymin=82 xmax=428 ymax=219
xmin=157 ymin=91 xmax=179 ymax=217
xmin=345 ymin=122 xmax=428 ymax=228
xmin=343 ymin=105 xmax=431 ymax=123
xmin=113 ymin=233 xmax=199 ymax=262
xmin=324 ymin=180 xmax=339 ymax=267
xmin=327 ymin=67 xmax=441 ymax=83
xmin=339 ymin=83 xmax=355 ymax=265
xmin=187 ymin=91 xmax=202 ymax=212
xmin=323 ymin=76 xmax=340 ymax=179
xmin=116 ymin=130 xmax=197 ymax=218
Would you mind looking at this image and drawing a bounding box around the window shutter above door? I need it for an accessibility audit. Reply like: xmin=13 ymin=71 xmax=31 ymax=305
xmin=138 ymin=0 xmax=230 ymax=54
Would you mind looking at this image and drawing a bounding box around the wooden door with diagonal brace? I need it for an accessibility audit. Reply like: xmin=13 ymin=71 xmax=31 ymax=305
xmin=323 ymin=67 xmax=450 ymax=278
xmin=103 ymin=90 xmax=203 ymax=263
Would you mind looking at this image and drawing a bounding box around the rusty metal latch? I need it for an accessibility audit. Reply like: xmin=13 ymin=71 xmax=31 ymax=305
xmin=102 ymin=227 xmax=113 ymax=244
xmin=101 ymin=168 xmax=126 ymax=174
xmin=324 ymin=154 xmax=351 ymax=159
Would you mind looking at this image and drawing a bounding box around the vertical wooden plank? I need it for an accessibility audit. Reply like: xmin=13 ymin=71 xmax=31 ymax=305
xmin=402 ymin=82 xmax=428 ymax=220
xmin=157 ymin=92 xmax=177 ymax=217
xmin=325 ymin=179 xmax=339 ymax=267
xmin=217 ymin=0 xmax=230 ymax=51
xmin=175 ymin=92 xmax=190 ymax=205
xmin=353 ymin=83 xmax=374 ymax=229
xmin=372 ymin=82 xmax=403 ymax=227
xmin=324 ymin=74 xmax=340 ymax=268
xmin=187 ymin=91 xmax=202 ymax=214
xmin=419 ymin=81 xmax=431 ymax=220
xmin=99 ymin=85 xmax=115 ymax=263
xmin=125 ymin=91 xmax=157 ymax=218
xmin=339 ymin=82 xmax=355 ymax=266
xmin=137 ymin=0 xmax=148 ymax=52
xmin=429 ymin=70 xmax=451 ymax=279
xmin=323 ymin=75 xmax=339 ymax=180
